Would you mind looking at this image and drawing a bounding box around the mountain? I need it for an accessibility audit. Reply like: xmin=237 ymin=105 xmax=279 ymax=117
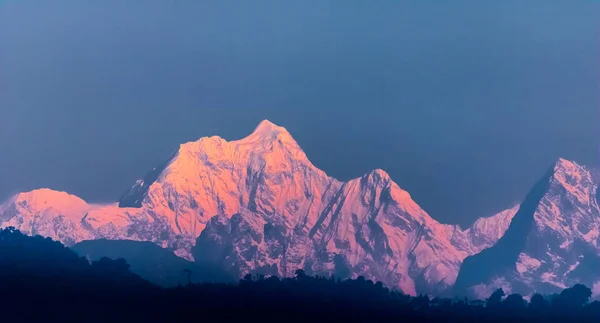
xmin=72 ymin=239 xmax=233 ymax=287
xmin=454 ymin=159 xmax=600 ymax=299
xmin=0 ymin=189 xmax=92 ymax=245
xmin=0 ymin=120 xmax=516 ymax=295
xmin=0 ymin=189 xmax=187 ymax=254
xmin=444 ymin=205 xmax=520 ymax=256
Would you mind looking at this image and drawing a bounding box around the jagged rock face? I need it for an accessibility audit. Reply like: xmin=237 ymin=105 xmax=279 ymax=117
xmin=455 ymin=159 xmax=600 ymax=299
xmin=193 ymin=169 xmax=480 ymax=295
xmin=0 ymin=120 xmax=516 ymax=295
xmin=117 ymin=120 xmax=340 ymax=259
xmin=115 ymin=119 xmax=514 ymax=295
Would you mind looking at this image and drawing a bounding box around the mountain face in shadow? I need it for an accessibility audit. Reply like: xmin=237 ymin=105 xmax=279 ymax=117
xmin=455 ymin=159 xmax=600 ymax=298
xmin=453 ymin=167 xmax=553 ymax=296
xmin=118 ymin=151 xmax=179 ymax=208
xmin=72 ymin=239 xmax=234 ymax=287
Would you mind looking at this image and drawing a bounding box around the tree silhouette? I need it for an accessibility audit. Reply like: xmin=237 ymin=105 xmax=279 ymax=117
xmin=184 ymin=269 xmax=192 ymax=286
xmin=2 ymin=227 xmax=600 ymax=322
xmin=503 ymin=293 xmax=526 ymax=310
xmin=529 ymin=293 xmax=549 ymax=312
xmin=486 ymin=288 xmax=505 ymax=309
xmin=294 ymin=269 xmax=307 ymax=280
xmin=554 ymin=284 xmax=592 ymax=309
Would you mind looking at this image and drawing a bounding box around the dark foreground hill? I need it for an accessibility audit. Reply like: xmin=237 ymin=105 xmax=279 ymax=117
xmin=72 ymin=239 xmax=234 ymax=287
xmin=2 ymin=227 xmax=600 ymax=322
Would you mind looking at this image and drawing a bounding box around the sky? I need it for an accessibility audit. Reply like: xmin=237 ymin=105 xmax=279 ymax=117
xmin=0 ymin=1 xmax=599 ymax=227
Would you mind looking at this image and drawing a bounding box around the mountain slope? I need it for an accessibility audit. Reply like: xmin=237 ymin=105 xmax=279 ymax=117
xmin=454 ymin=159 xmax=600 ymax=298
xmin=444 ymin=205 xmax=520 ymax=256
xmin=0 ymin=189 xmax=191 ymax=255
xmin=0 ymin=120 xmax=516 ymax=295
xmin=0 ymin=189 xmax=92 ymax=245
xmin=192 ymin=169 xmax=518 ymax=295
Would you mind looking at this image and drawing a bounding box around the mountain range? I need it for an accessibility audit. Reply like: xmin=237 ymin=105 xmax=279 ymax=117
xmin=0 ymin=120 xmax=596 ymax=297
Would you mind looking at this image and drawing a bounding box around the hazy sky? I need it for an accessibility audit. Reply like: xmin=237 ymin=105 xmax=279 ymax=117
xmin=1 ymin=1 xmax=598 ymax=227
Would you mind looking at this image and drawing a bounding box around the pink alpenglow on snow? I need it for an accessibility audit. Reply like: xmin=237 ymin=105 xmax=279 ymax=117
xmin=0 ymin=120 xmax=517 ymax=295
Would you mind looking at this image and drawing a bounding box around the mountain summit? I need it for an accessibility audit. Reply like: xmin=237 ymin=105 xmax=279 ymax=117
xmin=249 ymin=119 xmax=294 ymax=140
xmin=0 ymin=120 xmax=516 ymax=295
xmin=454 ymin=158 xmax=600 ymax=298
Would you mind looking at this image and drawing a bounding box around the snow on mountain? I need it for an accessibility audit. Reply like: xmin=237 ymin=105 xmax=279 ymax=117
xmin=0 ymin=189 xmax=92 ymax=245
xmin=0 ymin=120 xmax=515 ymax=295
xmin=446 ymin=205 xmax=520 ymax=256
xmin=454 ymin=158 xmax=600 ymax=299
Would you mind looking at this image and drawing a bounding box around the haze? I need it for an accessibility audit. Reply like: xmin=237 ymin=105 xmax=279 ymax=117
xmin=1 ymin=1 xmax=598 ymax=227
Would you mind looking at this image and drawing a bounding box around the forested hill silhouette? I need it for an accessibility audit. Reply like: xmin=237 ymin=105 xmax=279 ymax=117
xmin=71 ymin=239 xmax=234 ymax=287
xmin=0 ymin=227 xmax=157 ymax=321
xmin=2 ymin=227 xmax=600 ymax=322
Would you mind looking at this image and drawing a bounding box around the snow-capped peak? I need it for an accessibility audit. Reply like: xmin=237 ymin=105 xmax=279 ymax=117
xmin=248 ymin=119 xmax=291 ymax=139
xmin=549 ymin=158 xmax=594 ymax=206
xmin=552 ymin=158 xmax=589 ymax=185
xmin=0 ymin=120 xmax=521 ymax=296
xmin=367 ymin=168 xmax=392 ymax=180
xmin=3 ymin=189 xmax=89 ymax=218
xmin=455 ymin=158 xmax=600 ymax=298
xmin=235 ymin=120 xmax=306 ymax=162
xmin=554 ymin=157 xmax=580 ymax=171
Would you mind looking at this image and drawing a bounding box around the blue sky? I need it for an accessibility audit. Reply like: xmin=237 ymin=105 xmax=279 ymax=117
xmin=1 ymin=0 xmax=598 ymax=226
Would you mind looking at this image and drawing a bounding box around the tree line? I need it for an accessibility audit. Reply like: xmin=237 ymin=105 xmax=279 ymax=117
xmin=1 ymin=227 xmax=599 ymax=322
